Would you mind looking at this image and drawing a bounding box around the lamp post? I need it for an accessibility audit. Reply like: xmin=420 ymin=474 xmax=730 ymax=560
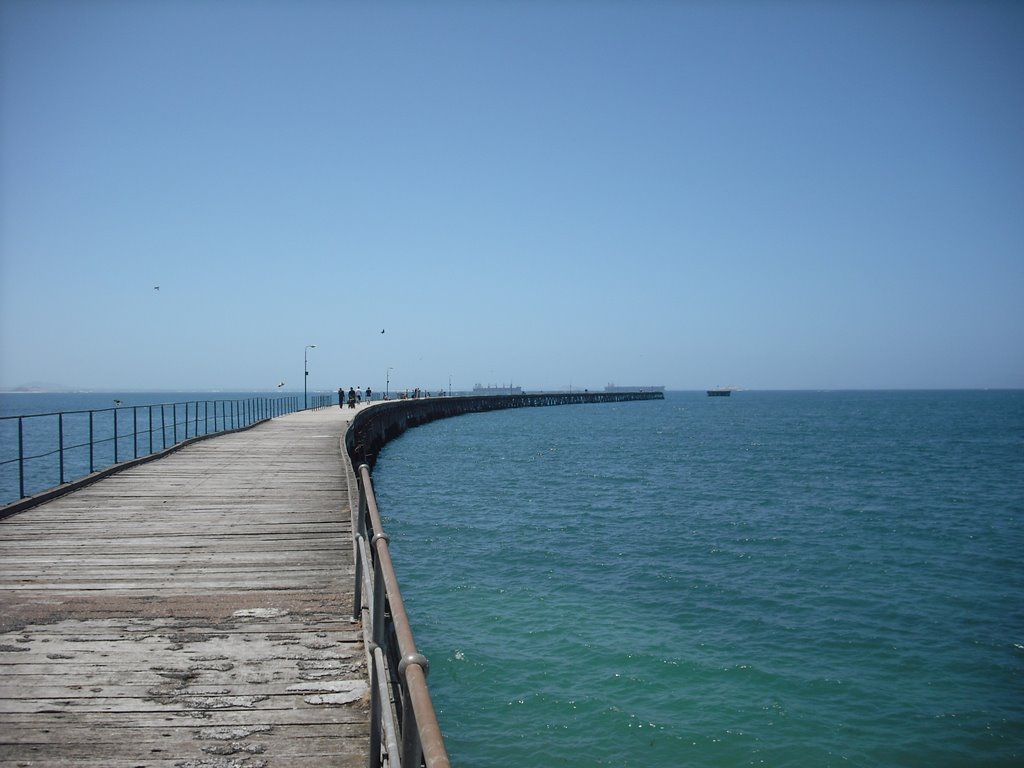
xmin=304 ymin=344 xmax=317 ymax=409
xmin=386 ymin=367 xmax=393 ymax=400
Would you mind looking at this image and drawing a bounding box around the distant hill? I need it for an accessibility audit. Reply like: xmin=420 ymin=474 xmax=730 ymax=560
xmin=3 ymin=382 xmax=74 ymax=393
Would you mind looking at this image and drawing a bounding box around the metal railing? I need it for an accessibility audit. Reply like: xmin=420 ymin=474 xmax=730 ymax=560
xmin=0 ymin=394 xmax=334 ymax=509
xmin=353 ymin=462 xmax=451 ymax=768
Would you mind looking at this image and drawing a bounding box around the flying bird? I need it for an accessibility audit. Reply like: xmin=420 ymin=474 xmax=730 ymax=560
xmin=381 ymin=329 xmax=385 ymax=334
xmin=153 ymin=286 xmax=160 ymax=291
xmin=277 ymin=381 xmax=285 ymax=388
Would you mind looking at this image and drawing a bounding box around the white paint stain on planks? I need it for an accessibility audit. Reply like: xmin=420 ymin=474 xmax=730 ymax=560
xmin=0 ymin=408 xmax=370 ymax=767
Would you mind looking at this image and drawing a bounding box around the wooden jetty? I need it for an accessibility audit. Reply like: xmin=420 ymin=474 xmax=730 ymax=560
xmin=0 ymin=407 xmax=369 ymax=767
xmin=0 ymin=389 xmax=664 ymax=767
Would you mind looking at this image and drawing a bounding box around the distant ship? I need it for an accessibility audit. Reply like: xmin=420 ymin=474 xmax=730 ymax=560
xmin=707 ymin=387 xmax=732 ymax=397
xmin=605 ymin=384 xmax=665 ymax=393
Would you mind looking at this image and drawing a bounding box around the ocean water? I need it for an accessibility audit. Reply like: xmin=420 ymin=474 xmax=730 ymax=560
xmin=372 ymin=391 xmax=1024 ymax=767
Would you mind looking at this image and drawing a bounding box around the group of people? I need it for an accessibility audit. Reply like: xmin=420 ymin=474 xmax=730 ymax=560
xmin=338 ymin=386 xmax=372 ymax=409
xmin=396 ymin=388 xmax=436 ymax=399
xmin=337 ymin=385 xmax=450 ymax=408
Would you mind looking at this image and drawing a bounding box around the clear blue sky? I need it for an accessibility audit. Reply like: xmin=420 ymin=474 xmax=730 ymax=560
xmin=2 ymin=0 xmax=1022 ymax=392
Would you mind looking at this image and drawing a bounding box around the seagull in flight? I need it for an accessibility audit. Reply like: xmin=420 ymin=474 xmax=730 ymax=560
xmin=277 ymin=381 xmax=285 ymax=388
xmin=153 ymin=286 xmax=160 ymax=291
xmin=381 ymin=329 xmax=385 ymax=334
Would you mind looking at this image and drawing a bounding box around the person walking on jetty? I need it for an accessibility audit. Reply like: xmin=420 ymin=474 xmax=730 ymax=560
xmin=348 ymin=387 xmax=356 ymax=408
xmin=338 ymin=387 xmax=344 ymax=409
xmin=365 ymin=387 xmax=372 ymax=403
xmin=357 ymin=387 xmax=362 ymax=404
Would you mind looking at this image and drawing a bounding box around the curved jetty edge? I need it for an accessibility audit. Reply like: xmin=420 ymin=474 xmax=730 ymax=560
xmin=343 ymin=389 xmax=662 ymax=767
xmin=346 ymin=390 xmax=664 ymax=468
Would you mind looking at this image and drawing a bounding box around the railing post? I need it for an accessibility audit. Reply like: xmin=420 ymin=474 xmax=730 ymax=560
xmin=372 ymin=555 xmax=387 ymax=649
xmin=133 ymin=406 xmax=139 ymax=459
xmin=173 ymin=403 xmax=178 ymax=444
xmin=18 ymin=416 xmax=24 ymax=499
xmin=368 ymin=648 xmax=385 ymax=768
xmin=353 ymin=466 xmax=368 ymax=622
xmin=114 ymin=407 xmax=119 ymax=464
xmin=58 ymin=413 xmax=65 ymax=484
xmin=353 ymin=537 xmax=365 ymax=622
xmin=148 ymin=406 xmax=154 ymax=455
xmin=400 ymin=681 xmax=423 ymax=768
xmin=161 ymin=405 xmax=167 ymax=449
xmin=358 ymin=466 xmax=369 ymax=537
xmin=89 ymin=410 xmax=94 ymax=474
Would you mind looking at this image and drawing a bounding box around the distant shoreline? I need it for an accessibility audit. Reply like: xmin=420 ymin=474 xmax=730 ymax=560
xmin=0 ymin=388 xmax=303 ymax=394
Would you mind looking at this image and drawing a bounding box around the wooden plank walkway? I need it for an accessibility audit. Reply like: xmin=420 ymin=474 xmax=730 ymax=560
xmin=0 ymin=406 xmax=370 ymax=768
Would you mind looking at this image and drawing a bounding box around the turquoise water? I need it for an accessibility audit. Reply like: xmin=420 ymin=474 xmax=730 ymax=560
xmin=372 ymin=391 xmax=1024 ymax=767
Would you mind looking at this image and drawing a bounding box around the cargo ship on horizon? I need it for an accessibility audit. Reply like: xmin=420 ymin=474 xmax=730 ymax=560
xmin=707 ymin=387 xmax=734 ymax=396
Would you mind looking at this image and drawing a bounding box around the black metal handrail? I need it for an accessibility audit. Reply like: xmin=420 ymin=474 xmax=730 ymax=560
xmin=353 ymin=462 xmax=451 ymax=768
xmin=0 ymin=393 xmax=335 ymax=508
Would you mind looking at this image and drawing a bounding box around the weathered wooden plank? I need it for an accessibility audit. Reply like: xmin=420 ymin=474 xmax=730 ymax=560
xmin=0 ymin=708 xmax=370 ymax=727
xmin=0 ymin=720 xmax=369 ymax=741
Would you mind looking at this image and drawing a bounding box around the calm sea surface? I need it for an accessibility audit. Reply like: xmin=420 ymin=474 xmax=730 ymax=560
xmin=372 ymin=391 xmax=1024 ymax=767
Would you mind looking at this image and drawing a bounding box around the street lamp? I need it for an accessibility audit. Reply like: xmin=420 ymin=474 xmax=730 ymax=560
xmin=386 ymin=367 xmax=393 ymax=400
xmin=304 ymin=344 xmax=317 ymax=409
